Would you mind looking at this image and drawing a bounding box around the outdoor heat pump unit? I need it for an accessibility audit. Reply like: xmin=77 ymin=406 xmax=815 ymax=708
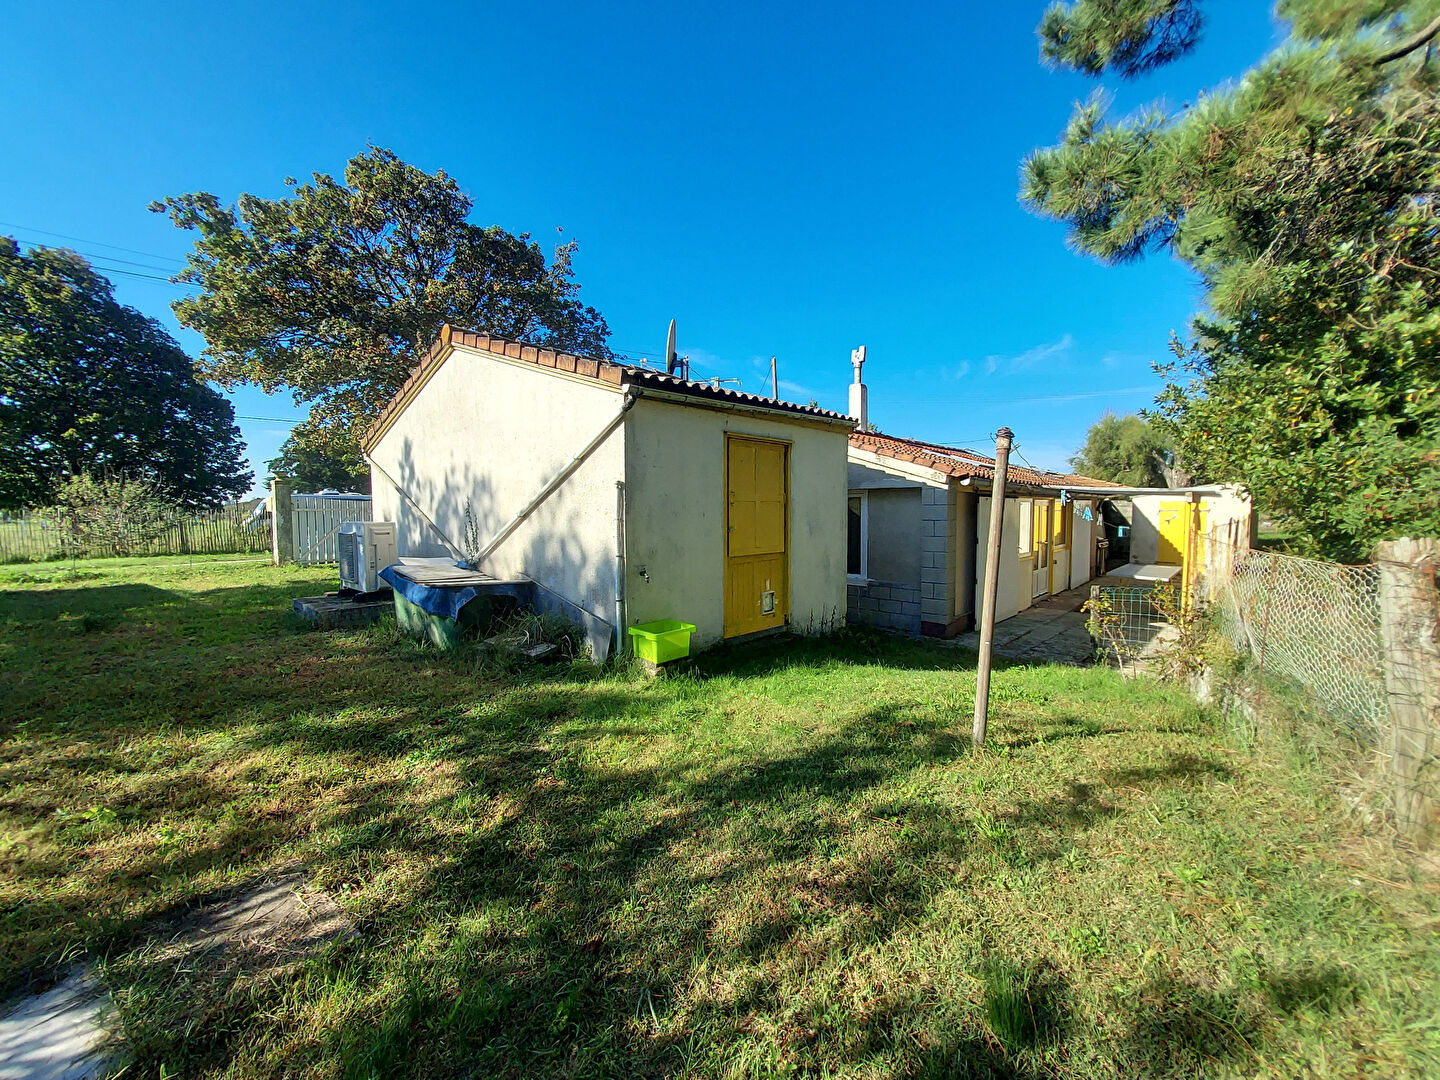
xmin=337 ymin=521 xmax=397 ymax=594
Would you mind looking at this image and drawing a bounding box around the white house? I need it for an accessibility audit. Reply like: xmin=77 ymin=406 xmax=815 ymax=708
xmin=361 ymin=326 xmax=855 ymax=658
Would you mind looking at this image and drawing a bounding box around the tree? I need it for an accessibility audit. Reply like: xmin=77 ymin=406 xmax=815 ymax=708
xmin=1070 ymin=411 xmax=1172 ymax=487
xmin=266 ymin=441 xmax=368 ymax=493
xmin=1024 ymin=2 xmax=1440 ymax=561
xmin=0 ymin=239 xmax=252 ymax=510
xmin=151 ymin=147 xmax=613 ymax=485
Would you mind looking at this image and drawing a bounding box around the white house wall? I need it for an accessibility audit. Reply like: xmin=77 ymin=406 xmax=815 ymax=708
xmin=974 ymin=496 xmax=1027 ymax=626
xmin=625 ymin=397 xmax=849 ymax=648
xmin=368 ymin=345 xmax=626 ymax=637
xmin=1131 ymin=488 xmax=1252 ymax=565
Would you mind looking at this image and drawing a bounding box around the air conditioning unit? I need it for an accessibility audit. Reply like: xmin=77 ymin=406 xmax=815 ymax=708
xmin=338 ymin=521 xmax=397 ymax=593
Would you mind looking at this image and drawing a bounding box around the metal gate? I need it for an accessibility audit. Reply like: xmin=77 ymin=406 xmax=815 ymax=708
xmin=293 ymin=493 xmax=372 ymax=565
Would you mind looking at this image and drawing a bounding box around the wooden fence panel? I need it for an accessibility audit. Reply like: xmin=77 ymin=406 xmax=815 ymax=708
xmin=291 ymin=494 xmax=372 ymax=565
xmin=0 ymin=506 xmax=270 ymax=563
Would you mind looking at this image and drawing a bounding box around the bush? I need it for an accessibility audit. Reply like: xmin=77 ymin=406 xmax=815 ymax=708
xmin=46 ymin=473 xmax=176 ymax=558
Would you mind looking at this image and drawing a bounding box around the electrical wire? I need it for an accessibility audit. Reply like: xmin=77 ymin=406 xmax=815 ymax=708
xmin=0 ymin=220 xmax=183 ymax=264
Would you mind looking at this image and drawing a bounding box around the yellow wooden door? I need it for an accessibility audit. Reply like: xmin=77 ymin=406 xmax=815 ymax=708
xmin=1031 ymin=500 xmax=1052 ymax=598
xmin=725 ymin=435 xmax=789 ymax=638
xmin=1157 ymin=501 xmax=1187 ymax=564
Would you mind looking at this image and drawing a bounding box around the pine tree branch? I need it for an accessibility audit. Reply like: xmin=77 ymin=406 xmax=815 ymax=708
xmin=1373 ymin=15 xmax=1440 ymax=66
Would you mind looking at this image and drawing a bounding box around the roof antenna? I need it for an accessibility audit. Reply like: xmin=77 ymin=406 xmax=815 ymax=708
xmin=849 ymin=345 xmax=868 ymax=431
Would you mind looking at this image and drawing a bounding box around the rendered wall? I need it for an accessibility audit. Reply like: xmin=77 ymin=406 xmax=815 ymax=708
xmin=624 ymin=397 xmax=850 ymax=648
xmin=368 ymin=346 xmax=626 ymax=647
xmin=1131 ymin=489 xmax=1253 ymax=565
xmin=975 ymin=496 xmax=1027 ymax=626
xmin=1130 ymin=495 xmax=1166 ymax=564
xmin=1070 ymin=500 xmax=1095 ymax=585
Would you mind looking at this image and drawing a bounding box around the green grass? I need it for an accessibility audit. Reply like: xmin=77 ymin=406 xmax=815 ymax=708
xmin=1 ymin=555 xmax=1437 ymax=1078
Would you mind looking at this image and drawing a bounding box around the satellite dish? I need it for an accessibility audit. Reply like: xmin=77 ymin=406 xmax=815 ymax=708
xmin=665 ymin=319 xmax=679 ymax=377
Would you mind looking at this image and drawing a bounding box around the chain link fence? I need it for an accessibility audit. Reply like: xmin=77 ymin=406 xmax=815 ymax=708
xmin=1198 ymin=538 xmax=1386 ymax=743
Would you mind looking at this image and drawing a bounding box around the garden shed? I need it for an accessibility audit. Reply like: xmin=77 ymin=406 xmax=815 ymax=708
xmin=361 ymin=325 xmax=855 ymax=659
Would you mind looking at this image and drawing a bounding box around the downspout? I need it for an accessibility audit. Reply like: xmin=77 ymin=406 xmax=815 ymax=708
xmin=471 ymin=386 xmax=639 ymax=565
xmin=614 ymin=479 xmax=628 ymax=657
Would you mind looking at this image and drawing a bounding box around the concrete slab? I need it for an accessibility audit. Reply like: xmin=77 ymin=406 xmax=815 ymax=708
xmin=1107 ymin=563 xmax=1181 ymax=582
xmin=153 ymin=871 xmax=354 ymax=967
xmin=0 ymin=871 xmax=354 ymax=1080
xmin=0 ymin=971 xmax=118 ymax=1080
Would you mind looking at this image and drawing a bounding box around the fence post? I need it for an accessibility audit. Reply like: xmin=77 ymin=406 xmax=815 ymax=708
xmin=270 ymin=478 xmax=295 ymax=566
xmin=1377 ymin=538 xmax=1440 ymax=847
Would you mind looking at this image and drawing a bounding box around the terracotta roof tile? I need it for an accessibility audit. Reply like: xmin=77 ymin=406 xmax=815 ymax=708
xmin=849 ymin=432 xmax=1118 ymax=491
xmin=362 ymin=325 xmax=854 ymax=452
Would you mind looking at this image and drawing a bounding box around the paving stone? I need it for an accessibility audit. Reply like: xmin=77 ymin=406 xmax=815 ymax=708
xmin=0 ymin=970 xmax=118 ymax=1080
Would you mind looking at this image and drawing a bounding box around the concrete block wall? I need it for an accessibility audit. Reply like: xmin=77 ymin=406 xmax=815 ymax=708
xmin=847 ymin=580 xmax=922 ymax=635
xmin=919 ymin=484 xmax=958 ymax=636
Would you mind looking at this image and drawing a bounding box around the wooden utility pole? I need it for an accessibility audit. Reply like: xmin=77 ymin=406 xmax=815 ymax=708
xmin=1377 ymin=538 xmax=1440 ymax=847
xmin=973 ymin=427 xmax=1014 ymax=748
xmin=770 ymin=357 xmax=778 ymax=399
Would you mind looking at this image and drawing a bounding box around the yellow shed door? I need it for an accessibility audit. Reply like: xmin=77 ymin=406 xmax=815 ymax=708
xmin=725 ymin=435 xmax=789 ymax=638
xmin=1157 ymin=501 xmax=1188 ymax=564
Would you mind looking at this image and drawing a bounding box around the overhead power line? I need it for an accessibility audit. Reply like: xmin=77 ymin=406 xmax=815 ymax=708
xmin=0 ymin=219 xmax=184 ymax=264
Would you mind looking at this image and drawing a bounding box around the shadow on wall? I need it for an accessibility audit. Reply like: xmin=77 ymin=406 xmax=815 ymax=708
xmin=382 ymin=436 xmax=618 ymax=659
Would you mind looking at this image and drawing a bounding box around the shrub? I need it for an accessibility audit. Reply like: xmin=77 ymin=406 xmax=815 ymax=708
xmin=46 ymin=473 xmax=176 ymax=558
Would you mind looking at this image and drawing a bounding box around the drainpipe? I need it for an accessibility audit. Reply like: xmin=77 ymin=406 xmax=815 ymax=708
xmin=472 ymin=386 xmax=639 ymax=565
xmin=614 ymin=479 xmax=628 ymax=657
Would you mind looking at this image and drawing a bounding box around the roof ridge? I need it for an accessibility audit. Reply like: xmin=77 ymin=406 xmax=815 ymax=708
xmin=362 ymin=324 xmax=853 ymax=452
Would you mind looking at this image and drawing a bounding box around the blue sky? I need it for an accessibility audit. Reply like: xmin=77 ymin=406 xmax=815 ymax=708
xmin=1 ymin=1 xmax=1285 ymax=494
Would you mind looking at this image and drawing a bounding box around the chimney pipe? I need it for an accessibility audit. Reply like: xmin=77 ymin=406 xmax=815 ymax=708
xmin=849 ymin=346 xmax=868 ymax=431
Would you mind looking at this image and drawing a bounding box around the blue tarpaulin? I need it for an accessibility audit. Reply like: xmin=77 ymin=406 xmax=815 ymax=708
xmin=379 ymin=564 xmax=483 ymax=621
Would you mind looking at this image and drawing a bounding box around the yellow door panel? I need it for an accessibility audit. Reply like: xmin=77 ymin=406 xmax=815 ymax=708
xmin=725 ymin=435 xmax=789 ymax=638
xmin=1157 ymin=501 xmax=1187 ymax=565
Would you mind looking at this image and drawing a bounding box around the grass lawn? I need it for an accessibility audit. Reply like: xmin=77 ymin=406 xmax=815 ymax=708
xmin=1 ymin=555 xmax=1437 ymax=1078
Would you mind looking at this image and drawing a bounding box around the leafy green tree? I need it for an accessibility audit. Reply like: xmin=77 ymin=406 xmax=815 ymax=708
xmin=1070 ymin=411 xmax=1172 ymax=487
xmin=1024 ymin=1 xmax=1440 ymax=560
xmin=266 ymin=442 xmax=368 ymax=493
xmin=152 ymin=147 xmax=612 ymax=485
xmin=0 ymin=239 xmax=252 ymax=510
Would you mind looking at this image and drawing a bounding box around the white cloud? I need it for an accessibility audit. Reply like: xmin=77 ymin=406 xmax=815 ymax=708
xmin=982 ymin=333 xmax=1075 ymax=376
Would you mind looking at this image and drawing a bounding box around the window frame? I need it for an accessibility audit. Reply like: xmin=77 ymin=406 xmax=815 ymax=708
xmin=847 ymin=491 xmax=869 ymax=583
xmin=1054 ymin=499 xmax=1070 ymax=549
xmin=1016 ymin=498 xmax=1033 ymax=557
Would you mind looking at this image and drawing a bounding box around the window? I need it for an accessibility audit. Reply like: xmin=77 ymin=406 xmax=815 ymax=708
xmin=1017 ymin=499 xmax=1032 ymax=555
xmin=847 ymin=493 xmax=868 ymax=580
xmin=1054 ymin=500 xmax=1069 ymax=548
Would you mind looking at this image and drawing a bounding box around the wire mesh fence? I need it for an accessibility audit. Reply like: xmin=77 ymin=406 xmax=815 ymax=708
xmin=1085 ymin=584 xmax=1172 ymax=670
xmin=1199 ymin=537 xmax=1386 ymax=744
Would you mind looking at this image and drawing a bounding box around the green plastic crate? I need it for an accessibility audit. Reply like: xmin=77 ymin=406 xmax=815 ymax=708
xmin=627 ymin=619 xmax=697 ymax=664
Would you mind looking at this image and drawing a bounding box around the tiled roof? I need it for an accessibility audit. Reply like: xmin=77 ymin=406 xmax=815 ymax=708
xmin=849 ymin=431 xmax=1119 ymax=491
xmin=362 ymin=325 xmax=853 ymax=452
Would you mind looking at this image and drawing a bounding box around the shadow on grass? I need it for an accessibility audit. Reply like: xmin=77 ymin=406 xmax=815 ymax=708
xmin=2 ymin=583 xmax=1278 ymax=1078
